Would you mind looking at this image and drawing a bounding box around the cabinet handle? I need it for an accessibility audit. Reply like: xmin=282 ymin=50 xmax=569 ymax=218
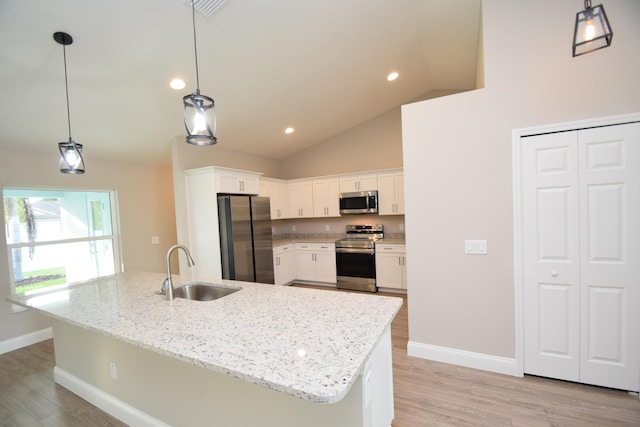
xmin=551 ymin=270 xmax=559 ymax=277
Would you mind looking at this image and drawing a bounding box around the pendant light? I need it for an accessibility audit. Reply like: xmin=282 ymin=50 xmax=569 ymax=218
xmin=54 ymin=32 xmax=85 ymax=174
xmin=572 ymin=1 xmax=613 ymax=57
xmin=183 ymin=0 xmax=217 ymax=145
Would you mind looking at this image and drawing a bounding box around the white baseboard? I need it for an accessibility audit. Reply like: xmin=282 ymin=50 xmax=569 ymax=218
xmin=407 ymin=340 xmax=522 ymax=377
xmin=0 ymin=327 xmax=53 ymax=355
xmin=54 ymin=367 xmax=169 ymax=427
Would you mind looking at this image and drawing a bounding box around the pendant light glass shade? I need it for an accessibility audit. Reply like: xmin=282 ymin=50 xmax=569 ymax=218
xmin=184 ymin=0 xmax=217 ymax=145
xmin=58 ymin=139 xmax=85 ymax=174
xmin=572 ymin=1 xmax=613 ymax=57
xmin=184 ymin=91 xmax=217 ymax=145
xmin=53 ymin=31 xmax=85 ymax=174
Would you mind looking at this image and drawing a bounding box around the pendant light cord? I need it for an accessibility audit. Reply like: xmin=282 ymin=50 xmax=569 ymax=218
xmin=62 ymin=43 xmax=73 ymax=141
xmin=191 ymin=0 xmax=201 ymax=93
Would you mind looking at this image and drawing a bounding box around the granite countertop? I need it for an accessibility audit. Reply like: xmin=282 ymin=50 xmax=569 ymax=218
xmin=273 ymin=235 xmax=406 ymax=246
xmin=5 ymin=272 xmax=402 ymax=404
xmin=273 ymin=236 xmax=340 ymax=246
xmin=376 ymin=238 xmax=406 ymax=245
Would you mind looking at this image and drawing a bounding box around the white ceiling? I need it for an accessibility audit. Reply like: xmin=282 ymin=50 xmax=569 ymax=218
xmin=0 ymin=0 xmax=481 ymax=167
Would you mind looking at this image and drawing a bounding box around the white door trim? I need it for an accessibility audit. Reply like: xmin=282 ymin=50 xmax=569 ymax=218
xmin=512 ymin=112 xmax=640 ymax=377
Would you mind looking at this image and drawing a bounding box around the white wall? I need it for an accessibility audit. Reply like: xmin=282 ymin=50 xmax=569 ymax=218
xmin=0 ymin=147 xmax=176 ymax=346
xmin=281 ymin=90 xmax=461 ymax=179
xmin=402 ymin=0 xmax=640 ymax=365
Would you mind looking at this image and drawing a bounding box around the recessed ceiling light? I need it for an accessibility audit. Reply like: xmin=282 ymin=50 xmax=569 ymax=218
xmin=284 ymin=127 xmax=294 ymax=134
xmin=170 ymin=78 xmax=186 ymax=90
xmin=387 ymin=72 xmax=399 ymax=82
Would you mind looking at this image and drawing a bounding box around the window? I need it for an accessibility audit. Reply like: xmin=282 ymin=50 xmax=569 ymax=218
xmin=2 ymin=188 xmax=121 ymax=295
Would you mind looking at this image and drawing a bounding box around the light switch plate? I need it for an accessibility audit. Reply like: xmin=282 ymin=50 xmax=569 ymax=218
xmin=465 ymin=239 xmax=487 ymax=254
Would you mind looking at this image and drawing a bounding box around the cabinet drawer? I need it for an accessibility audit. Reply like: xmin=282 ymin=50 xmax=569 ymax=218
xmin=295 ymin=242 xmax=335 ymax=252
xmin=274 ymin=244 xmax=293 ymax=255
xmin=376 ymin=244 xmax=406 ymax=254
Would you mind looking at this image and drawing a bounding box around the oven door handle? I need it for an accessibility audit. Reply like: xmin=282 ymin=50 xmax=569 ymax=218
xmin=336 ymin=247 xmax=375 ymax=255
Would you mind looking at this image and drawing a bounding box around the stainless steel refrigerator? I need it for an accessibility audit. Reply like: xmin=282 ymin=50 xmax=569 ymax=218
xmin=218 ymin=195 xmax=274 ymax=284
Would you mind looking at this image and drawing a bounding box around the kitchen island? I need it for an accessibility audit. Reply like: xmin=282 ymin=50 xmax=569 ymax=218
xmin=5 ymin=271 xmax=402 ymax=426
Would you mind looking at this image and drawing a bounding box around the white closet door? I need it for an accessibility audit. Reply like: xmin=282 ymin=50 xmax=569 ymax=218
xmin=523 ymin=131 xmax=581 ymax=382
xmin=578 ymin=123 xmax=640 ymax=391
xmin=522 ymin=122 xmax=640 ymax=392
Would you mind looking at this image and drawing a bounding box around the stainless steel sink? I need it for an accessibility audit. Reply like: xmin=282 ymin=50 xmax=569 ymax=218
xmin=173 ymin=282 xmax=240 ymax=301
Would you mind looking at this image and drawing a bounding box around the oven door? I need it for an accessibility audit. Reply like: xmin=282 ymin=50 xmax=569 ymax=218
xmin=335 ymin=247 xmax=377 ymax=292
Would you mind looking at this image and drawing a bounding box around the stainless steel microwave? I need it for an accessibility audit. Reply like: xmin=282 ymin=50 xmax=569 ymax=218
xmin=339 ymin=191 xmax=378 ymax=215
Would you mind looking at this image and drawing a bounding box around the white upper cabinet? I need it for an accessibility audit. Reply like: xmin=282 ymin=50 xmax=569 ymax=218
xmin=312 ymin=177 xmax=340 ymax=217
xmin=216 ymin=168 xmax=260 ymax=195
xmin=287 ymin=179 xmax=314 ymax=218
xmin=377 ymin=171 xmax=404 ymax=215
xmin=260 ymin=178 xmax=288 ymax=219
xmin=339 ymin=173 xmax=378 ymax=193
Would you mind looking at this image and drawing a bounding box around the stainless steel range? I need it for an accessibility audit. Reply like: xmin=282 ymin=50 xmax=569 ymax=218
xmin=335 ymin=224 xmax=384 ymax=292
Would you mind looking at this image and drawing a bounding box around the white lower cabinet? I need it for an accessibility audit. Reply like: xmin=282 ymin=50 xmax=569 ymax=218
xmin=273 ymin=244 xmax=295 ymax=286
xmin=294 ymin=243 xmax=336 ymax=284
xmin=375 ymin=244 xmax=406 ymax=289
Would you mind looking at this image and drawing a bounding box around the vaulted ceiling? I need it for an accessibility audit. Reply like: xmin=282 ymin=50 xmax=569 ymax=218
xmin=0 ymin=0 xmax=481 ymax=166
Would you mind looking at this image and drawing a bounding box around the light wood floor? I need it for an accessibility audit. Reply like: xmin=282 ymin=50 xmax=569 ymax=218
xmin=384 ymin=292 xmax=640 ymax=426
xmin=1 ymin=287 xmax=639 ymax=426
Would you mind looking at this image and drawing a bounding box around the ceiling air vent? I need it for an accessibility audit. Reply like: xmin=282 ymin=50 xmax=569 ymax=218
xmin=183 ymin=0 xmax=227 ymax=18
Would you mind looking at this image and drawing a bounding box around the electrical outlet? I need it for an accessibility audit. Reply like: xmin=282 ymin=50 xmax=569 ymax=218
xmin=325 ymin=224 xmax=330 ymax=231
xmin=109 ymin=361 xmax=118 ymax=379
xmin=151 ymin=236 xmax=160 ymax=245
xmin=292 ymin=225 xmax=296 ymax=232
xmin=399 ymin=223 xmax=404 ymax=231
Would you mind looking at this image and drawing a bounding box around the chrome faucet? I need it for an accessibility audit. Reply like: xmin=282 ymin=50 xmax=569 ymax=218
xmin=161 ymin=244 xmax=195 ymax=300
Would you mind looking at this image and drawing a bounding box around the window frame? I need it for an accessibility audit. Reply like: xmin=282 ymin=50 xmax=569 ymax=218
xmin=2 ymin=186 xmax=123 ymax=302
